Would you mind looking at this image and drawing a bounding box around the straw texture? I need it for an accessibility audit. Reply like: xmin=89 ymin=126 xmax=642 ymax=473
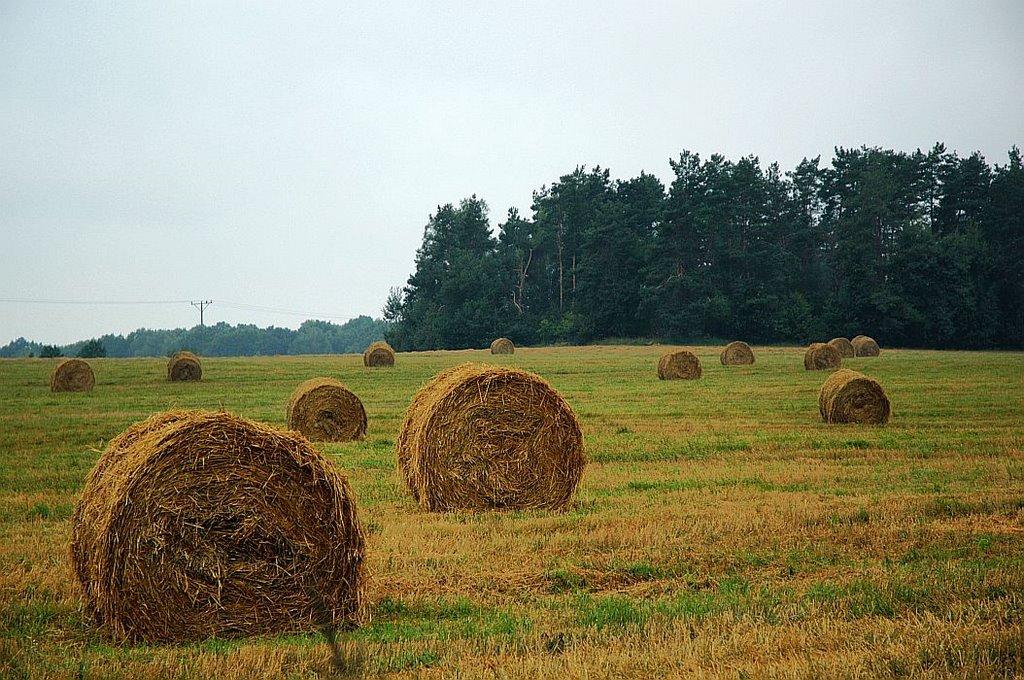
xmin=167 ymin=351 xmax=202 ymax=382
xmin=819 ymin=368 xmax=891 ymax=424
xmin=828 ymin=338 xmax=855 ymax=358
xmin=657 ymin=350 xmax=702 ymax=380
xmin=363 ymin=341 xmax=395 ymax=367
xmin=50 ymin=358 xmax=95 ymax=392
xmin=720 ymin=341 xmax=755 ymax=366
xmin=287 ymin=377 xmax=367 ymax=442
xmin=852 ymin=335 xmax=881 ymax=357
xmin=804 ymin=343 xmax=842 ymax=371
xmin=490 ymin=338 xmax=515 ymax=355
xmin=70 ymin=410 xmax=366 ymax=642
xmin=397 ymin=363 xmax=585 ymax=512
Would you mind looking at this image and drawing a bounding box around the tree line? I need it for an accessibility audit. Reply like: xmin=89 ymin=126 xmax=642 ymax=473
xmin=0 ymin=317 xmax=386 ymax=358
xmin=385 ymin=144 xmax=1023 ymax=350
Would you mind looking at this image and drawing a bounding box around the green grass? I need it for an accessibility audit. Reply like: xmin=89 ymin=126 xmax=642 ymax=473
xmin=0 ymin=345 xmax=1022 ymax=677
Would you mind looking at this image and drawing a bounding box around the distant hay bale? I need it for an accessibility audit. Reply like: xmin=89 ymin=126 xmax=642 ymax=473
xmin=720 ymin=341 xmax=754 ymax=366
xmin=490 ymin=337 xmax=515 ymax=355
xmin=363 ymin=341 xmax=395 ymax=367
xmin=804 ymin=343 xmax=842 ymax=371
xmin=70 ymin=410 xmax=366 ymax=642
xmin=167 ymin=351 xmax=202 ymax=382
xmin=287 ymin=377 xmax=367 ymax=442
xmin=397 ymin=363 xmax=585 ymax=512
xmin=828 ymin=337 xmax=855 ymax=358
xmin=50 ymin=358 xmax=95 ymax=392
xmin=657 ymin=350 xmax=702 ymax=380
xmin=851 ymin=335 xmax=881 ymax=357
xmin=819 ymin=368 xmax=891 ymax=424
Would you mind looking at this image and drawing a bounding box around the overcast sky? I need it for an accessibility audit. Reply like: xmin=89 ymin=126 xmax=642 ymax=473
xmin=2 ymin=1 xmax=1022 ymax=345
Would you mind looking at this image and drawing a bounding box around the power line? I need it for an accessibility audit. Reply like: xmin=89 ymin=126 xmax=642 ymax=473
xmin=217 ymin=301 xmax=353 ymax=321
xmin=0 ymin=297 xmax=190 ymax=305
xmin=0 ymin=297 xmax=356 ymax=322
xmin=191 ymin=300 xmax=213 ymax=326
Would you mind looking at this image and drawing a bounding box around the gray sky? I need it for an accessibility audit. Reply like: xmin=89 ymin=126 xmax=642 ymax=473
xmin=2 ymin=1 xmax=1022 ymax=345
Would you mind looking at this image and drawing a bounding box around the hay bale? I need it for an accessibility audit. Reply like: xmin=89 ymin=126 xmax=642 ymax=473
xmin=397 ymin=363 xmax=585 ymax=512
xmin=287 ymin=377 xmax=367 ymax=442
xmin=819 ymin=368 xmax=890 ymax=424
xmin=851 ymin=335 xmax=881 ymax=357
xmin=720 ymin=341 xmax=754 ymax=366
xmin=167 ymin=351 xmax=202 ymax=382
xmin=363 ymin=341 xmax=395 ymax=367
xmin=804 ymin=343 xmax=842 ymax=371
xmin=50 ymin=358 xmax=95 ymax=392
xmin=490 ymin=337 xmax=515 ymax=355
xmin=657 ymin=350 xmax=702 ymax=380
xmin=70 ymin=410 xmax=366 ymax=642
xmin=828 ymin=337 xmax=855 ymax=358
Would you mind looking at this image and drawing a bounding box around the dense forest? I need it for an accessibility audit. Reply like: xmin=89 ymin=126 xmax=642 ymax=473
xmin=385 ymin=144 xmax=1024 ymax=350
xmin=0 ymin=316 xmax=386 ymax=358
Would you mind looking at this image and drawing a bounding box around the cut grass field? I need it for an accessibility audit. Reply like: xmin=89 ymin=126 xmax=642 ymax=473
xmin=1 ymin=345 xmax=1022 ymax=678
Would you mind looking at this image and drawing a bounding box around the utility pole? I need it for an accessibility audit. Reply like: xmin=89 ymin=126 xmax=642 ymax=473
xmin=191 ymin=300 xmax=213 ymax=326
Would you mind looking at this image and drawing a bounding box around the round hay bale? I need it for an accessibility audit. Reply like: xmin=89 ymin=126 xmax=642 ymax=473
xmin=70 ymin=410 xmax=366 ymax=642
xmin=657 ymin=350 xmax=702 ymax=380
xmin=851 ymin=335 xmax=881 ymax=357
xmin=490 ymin=337 xmax=515 ymax=355
xmin=50 ymin=358 xmax=95 ymax=392
xmin=827 ymin=337 xmax=855 ymax=358
xmin=804 ymin=343 xmax=842 ymax=371
xmin=287 ymin=377 xmax=367 ymax=442
xmin=397 ymin=363 xmax=585 ymax=512
xmin=167 ymin=351 xmax=202 ymax=382
xmin=720 ymin=341 xmax=754 ymax=366
xmin=363 ymin=341 xmax=395 ymax=367
xmin=819 ymin=368 xmax=890 ymax=424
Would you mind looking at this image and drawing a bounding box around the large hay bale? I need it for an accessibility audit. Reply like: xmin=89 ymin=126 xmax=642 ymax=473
xmin=490 ymin=337 xmax=515 ymax=355
xmin=397 ymin=363 xmax=585 ymax=512
xmin=720 ymin=341 xmax=754 ymax=366
xmin=819 ymin=368 xmax=891 ymax=424
xmin=828 ymin=337 xmax=855 ymax=358
xmin=50 ymin=358 xmax=95 ymax=392
xmin=287 ymin=377 xmax=367 ymax=442
xmin=851 ymin=335 xmax=881 ymax=357
xmin=167 ymin=351 xmax=202 ymax=382
xmin=363 ymin=341 xmax=395 ymax=367
xmin=804 ymin=343 xmax=842 ymax=371
xmin=657 ymin=350 xmax=702 ymax=380
xmin=70 ymin=410 xmax=366 ymax=642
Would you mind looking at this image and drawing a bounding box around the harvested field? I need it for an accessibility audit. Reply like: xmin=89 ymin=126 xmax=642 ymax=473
xmin=1 ymin=346 xmax=1022 ymax=678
